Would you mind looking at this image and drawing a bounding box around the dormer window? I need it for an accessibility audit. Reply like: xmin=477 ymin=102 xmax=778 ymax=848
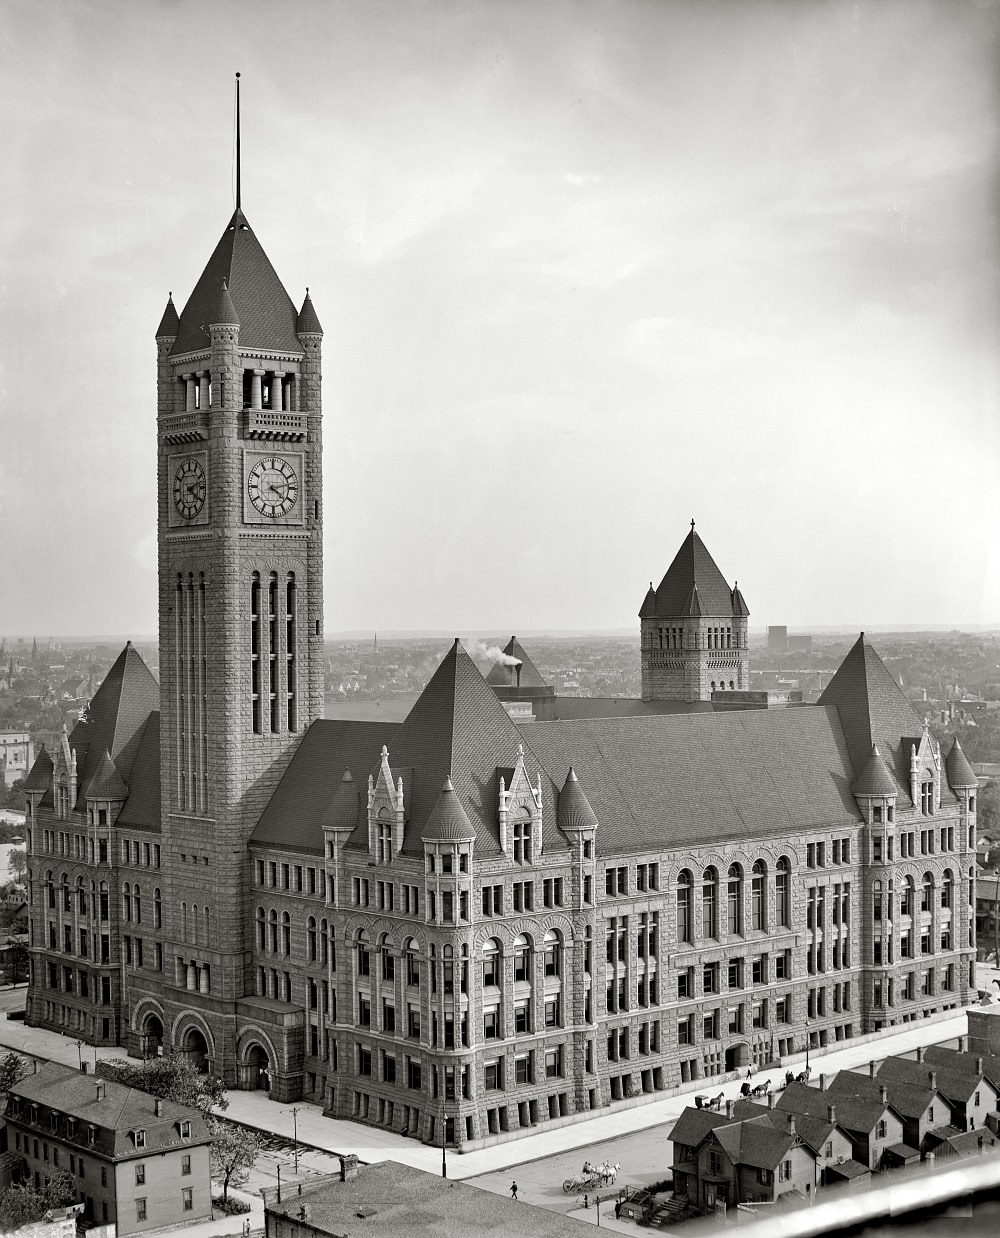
xmin=873 ymin=806 xmax=883 ymax=824
xmin=377 ymin=823 xmax=391 ymax=864
xmin=179 ymin=1120 xmax=191 ymax=1139
xmin=921 ymin=781 xmax=934 ymax=815
xmin=134 ymin=1129 xmax=146 ymax=1149
xmin=441 ymin=853 xmax=453 ymax=875
xmin=512 ymin=817 xmax=532 ymax=865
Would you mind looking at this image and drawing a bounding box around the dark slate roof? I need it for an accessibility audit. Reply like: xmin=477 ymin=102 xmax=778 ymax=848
xmin=946 ymin=738 xmax=978 ymax=789
xmin=714 ymin=1117 xmax=800 ymax=1171
xmin=853 ymin=745 xmax=898 ymax=798
xmin=171 ymin=209 xmax=301 ymax=357
xmin=421 ymin=776 xmax=477 ymax=842
xmin=523 ymin=704 xmax=859 ymax=856
xmin=8 ymin=1063 xmax=211 ymax=1160
xmin=68 ymin=643 xmax=159 ymax=811
xmin=155 ymin=294 xmax=179 ymax=338
xmin=642 ymin=526 xmax=741 ymax=618
xmin=251 ymin=720 xmax=398 ymax=853
xmin=23 ymin=746 xmax=53 ymax=793
xmin=557 ymin=768 xmax=598 ymax=832
xmin=818 ymin=635 xmax=928 ymax=809
xmin=639 ymin=583 xmax=656 ymax=619
xmin=116 ymin=713 xmax=160 ymax=830
xmin=829 ymin=1070 xmax=939 ymax=1121
xmin=530 ymin=697 xmax=712 ymax=720
xmin=876 ymin=1056 xmax=987 ymax=1106
xmin=485 ymin=637 xmax=550 ymax=689
xmin=731 ymin=1100 xmax=836 ymax=1156
xmin=732 ymin=585 xmax=750 ymax=617
xmin=924 ymin=1046 xmax=1000 ymax=1091
xmin=296 ymin=289 xmax=323 ymax=335
xmin=669 ymin=1105 xmax=733 ymax=1149
xmin=84 ymin=749 xmax=129 ymax=801
xmin=322 ymin=770 xmax=361 ymax=833
xmin=776 ymin=1081 xmax=892 ymax=1136
xmin=345 ymin=641 xmax=562 ymax=858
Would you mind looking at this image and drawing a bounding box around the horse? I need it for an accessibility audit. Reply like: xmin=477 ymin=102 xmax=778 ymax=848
xmin=751 ymin=1080 xmax=771 ymax=1097
xmin=705 ymin=1091 xmax=725 ymax=1111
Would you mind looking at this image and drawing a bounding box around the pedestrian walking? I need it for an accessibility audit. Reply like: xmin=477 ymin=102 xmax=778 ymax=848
xmin=510 ymin=1180 xmax=518 ymax=1200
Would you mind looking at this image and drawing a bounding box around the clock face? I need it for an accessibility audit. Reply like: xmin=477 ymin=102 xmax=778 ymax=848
xmin=172 ymin=457 xmax=206 ymax=520
xmin=247 ymin=456 xmax=298 ymax=518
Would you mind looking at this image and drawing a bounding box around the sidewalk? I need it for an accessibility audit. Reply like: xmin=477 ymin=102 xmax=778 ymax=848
xmin=0 ymin=990 xmax=973 ymax=1183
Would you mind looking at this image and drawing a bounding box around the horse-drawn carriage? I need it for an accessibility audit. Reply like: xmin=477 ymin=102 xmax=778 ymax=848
xmin=562 ymin=1160 xmax=621 ymax=1193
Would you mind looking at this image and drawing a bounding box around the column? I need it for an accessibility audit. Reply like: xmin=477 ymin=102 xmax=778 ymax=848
xmin=196 ymin=370 xmax=210 ymax=410
xmin=251 ymin=369 xmax=265 ymax=410
xmin=272 ymin=371 xmax=286 ymax=411
xmin=287 ymin=372 xmax=297 ymax=412
xmin=199 ymin=965 xmax=210 ymax=995
xmin=186 ymin=962 xmax=197 ymax=991
xmin=183 ymin=374 xmax=196 ymax=412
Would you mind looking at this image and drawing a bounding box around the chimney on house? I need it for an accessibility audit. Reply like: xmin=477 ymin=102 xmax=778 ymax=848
xmin=977 ymin=1057 xmax=984 ymax=1075
xmin=786 ymin=1114 xmax=796 ymax=1136
xmin=916 ymin=1047 xmax=923 ymax=1063
xmin=869 ymin=1061 xmax=877 ymax=1078
xmin=340 ymin=1154 xmax=360 ymax=1182
xmin=726 ymin=1099 xmax=735 ymax=1119
xmin=958 ymin=1037 xmax=966 ymax=1052
xmin=880 ymin=1085 xmax=888 ymax=1104
xmin=819 ymin=1073 xmax=826 ymax=1092
xmin=80 ymin=1061 xmax=89 ymax=1075
xmin=929 ymin=1071 xmax=937 ymax=1091
xmin=827 ymin=1105 xmax=837 ymax=1124
xmin=96 ymin=1083 xmax=105 ymax=1102
xmin=768 ymin=1092 xmax=776 ymax=1110
xmin=154 ymin=1099 xmax=163 ymax=1117
xmin=515 ymin=663 xmax=522 ymax=689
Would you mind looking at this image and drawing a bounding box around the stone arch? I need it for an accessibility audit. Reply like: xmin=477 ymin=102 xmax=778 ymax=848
xmin=132 ymin=998 xmax=166 ymax=1059
xmin=171 ymin=1010 xmax=215 ymax=1074
xmin=236 ymin=1026 xmax=279 ymax=1093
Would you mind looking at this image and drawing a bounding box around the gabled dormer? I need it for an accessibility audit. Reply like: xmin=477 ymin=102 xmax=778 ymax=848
xmin=854 ymin=745 xmax=897 ymax=865
xmin=84 ymin=749 xmax=129 ymax=831
xmin=909 ymin=727 xmax=941 ymax=816
xmin=498 ymin=744 xmax=543 ymax=864
xmin=367 ymin=745 xmax=405 ymax=862
xmin=51 ymin=726 xmax=78 ymax=819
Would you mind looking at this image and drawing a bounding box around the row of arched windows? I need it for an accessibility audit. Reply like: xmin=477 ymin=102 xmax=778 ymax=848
xmin=677 ymin=859 xmax=790 ymax=942
xmin=256 ymin=908 xmax=335 ymax=965
xmin=482 ymin=931 xmax=564 ymax=985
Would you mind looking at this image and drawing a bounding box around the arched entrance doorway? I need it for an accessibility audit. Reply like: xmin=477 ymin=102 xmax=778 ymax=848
xmin=247 ymin=1045 xmax=271 ymax=1092
xmin=141 ymin=1014 xmax=163 ymax=1059
xmin=182 ymin=1027 xmax=209 ymax=1075
xmin=725 ymin=1041 xmax=750 ymax=1072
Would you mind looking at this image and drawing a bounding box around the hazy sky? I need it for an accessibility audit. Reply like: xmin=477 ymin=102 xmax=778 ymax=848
xmin=2 ymin=0 xmax=999 ymax=638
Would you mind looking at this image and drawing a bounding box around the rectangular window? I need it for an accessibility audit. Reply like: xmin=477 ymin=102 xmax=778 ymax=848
xmin=182 ymin=1189 xmax=193 ymax=1212
xmin=136 ymin=1199 xmax=147 ymax=1222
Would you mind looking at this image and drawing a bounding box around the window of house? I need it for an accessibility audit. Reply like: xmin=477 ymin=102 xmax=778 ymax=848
xmin=136 ymin=1199 xmax=147 ymax=1222
xmin=135 ymin=1164 xmax=145 ymax=1185
xmin=182 ymin=1188 xmax=193 ymax=1211
xmin=181 ymin=1154 xmax=191 ymax=1175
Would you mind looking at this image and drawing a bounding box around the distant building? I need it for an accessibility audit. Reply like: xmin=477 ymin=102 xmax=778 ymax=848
xmin=0 ymin=731 xmax=34 ymax=788
xmin=4 ymin=1062 xmax=212 ymax=1234
xmin=768 ymin=627 xmax=788 ymax=653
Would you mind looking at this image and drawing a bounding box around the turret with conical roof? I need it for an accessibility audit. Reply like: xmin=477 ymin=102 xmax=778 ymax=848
xmin=640 ymin=522 xmax=749 ymax=703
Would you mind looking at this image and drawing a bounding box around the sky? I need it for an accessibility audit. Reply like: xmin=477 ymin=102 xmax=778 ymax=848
xmin=2 ymin=0 xmax=999 ymax=639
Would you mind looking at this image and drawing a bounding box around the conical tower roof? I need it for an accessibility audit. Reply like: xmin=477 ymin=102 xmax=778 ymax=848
xmin=422 ymin=776 xmax=476 ymax=842
xmin=819 ymin=634 xmax=923 ymax=805
xmin=557 ymin=767 xmax=599 ymax=832
xmin=213 ymin=279 xmax=240 ymax=327
xmin=853 ymin=745 xmax=898 ymax=798
xmin=946 ymin=738 xmax=977 ymax=789
xmin=171 ymin=209 xmax=300 ymax=356
xmin=732 ymin=584 xmax=750 ymax=617
xmin=297 ymin=289 xmax=323 ymax=335
xmin=155 ymin=294 xmax=179 ymax=338
xmin=484 ymin=637 xmax=549 ymax=690
xmin=85 ymin=749 xmax=129 ymax=801
xmin=643 ymin=524 xmax=742 ymax=618
xmin=23 ymin=746 xmax=53 ymax=793
xmin=639 ymin=583 xmax=656 ymax=619
xmin=322 ymin=769 xmax=360 ymax=832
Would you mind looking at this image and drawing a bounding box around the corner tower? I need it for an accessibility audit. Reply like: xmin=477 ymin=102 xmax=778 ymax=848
xmin=639 ymin=522 xmax=749 ymax=703
xmin=150 ymin=206 xmax=324 ymax=1077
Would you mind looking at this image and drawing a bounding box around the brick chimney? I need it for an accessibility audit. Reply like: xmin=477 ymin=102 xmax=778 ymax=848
xmin=726 ymin=1099 xmax=735 ymax=1119
xmin=95 ymin=1083 xmax=105 ymax=1102
xmin=958 ymin=1037 xmax=966 ymax=1052
xmin=916 ymin=1047 xmax=923 ymax=1063
xmin=827 ymin=1105 xmax=836 ymax=1124
xmin=768 ymin=1092 xmax=776 ymax=1110
xmin=977 ymin=1057 xmax=983 ymax=1075
xmin=786 ymin=1114 xmax=796 ymax=1136
xmin=929 ymin=1071 xmax=937 ymax=1091
xmin=154 ymin=1098 xmax=163 ymax=1117
xmin=869 ymin=1060 xmax=877 ymax=1078
xmin=879 ymin=1085 xmax=888 ymax=1104
xmin=340 ymin=1154 xmax=360 ymax=1182
xmin=819 ymin=1073 xmax=826 ymax=1091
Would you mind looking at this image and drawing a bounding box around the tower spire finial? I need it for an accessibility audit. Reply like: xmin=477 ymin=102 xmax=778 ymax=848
xmin=691 ymin=518 xmax=695 ymax=531
xmin=235 ymin=72 xmax=242 ymax=210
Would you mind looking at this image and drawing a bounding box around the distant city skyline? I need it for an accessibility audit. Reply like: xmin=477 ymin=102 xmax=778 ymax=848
xmin=3 ymin=0 xmax=998 ymax=636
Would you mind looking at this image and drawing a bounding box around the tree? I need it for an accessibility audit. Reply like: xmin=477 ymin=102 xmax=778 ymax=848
xmin=0 ymin=1168 xmax=75 ymax=1229
xmin=208 ymin=1118 xmax=266 ymax=1202
xmin=97 ymin=1056 xmax=228 ymax=1114
xmin=8 ymin=848 xmax=26 ymax=883
xmin=980 ymin=780 xmax=1000 ymax=841
xmin=0 ymin=1051 xmax=28 ymax=1100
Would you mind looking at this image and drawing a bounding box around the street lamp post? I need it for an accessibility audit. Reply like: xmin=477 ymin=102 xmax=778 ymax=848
xmin=276 ymin=1163 xmax=282 ymax=1203
xmin=290 ymin=1106 xmax=300 ymax=1174
xmin=440 ymin=1105 xmax=447 ymax=1179
xmin=74 ymin=1040 xmax=83 ymax=1070
xmin=804 ymin=1019 xmax=811 ymax=1073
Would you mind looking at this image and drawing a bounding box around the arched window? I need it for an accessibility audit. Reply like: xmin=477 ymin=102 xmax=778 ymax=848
xmin=356 ymin=929 xmax=370 ymax=977
xmin=482 ymin=938 xmax=501 ymax=988
xmin=921 ymin=872 xmax=934 ymax=913
xmin=702 ymin=867 xmax=718 ymax=939
xmin=281 ymin=911 xmax=291 ymax=956
xmin=192 ymin=904 xmax=199 ymax=946
xmin=321 ymin=918 xmax=330 ymax=967
xmin=182 ymin=902 xmax=188 ymax=941
xmin=751 ymin=861 xmax=766 ymax=931
xmin=404 ymin=938 xmax=420 ymax=987
xmin=204 ymin=906 xmax=210 ymax=942
xmin=513 ymin=934 xmax=531 ymax=983
xmin=775 ymin=857 xmax=790 ymax=928
xmin=123 ymin=883 xmax=132 ymax=922
xmin=134 ymin=885 xmax=142 ymax=924
xmin=381 ymin=933 xmax=396 ymax=983
xmin=76 ymin=877 xmax=87 ymax=917
xmin=256 ymin=907 xmax=266 ymax=950
xmin=307 ymin=916 xmax=317 ymax=962
xmin=901 ymin=876 xmax=915 ymax=918
xmin=61 ymin=873 xmax=70 ymax=912
xmin=677 ymin=870 xmax=693 ymax=943
xmin=46 ymin=871 xmax=54 ymax=910
xmin=154 ymin=887 xmax=162 ymax=929
xmin=941 ymin=869 xmax=953 ymax=910
xmin=268 ymin=909 xmax=278 ymax=952
xmin=727 ymin=864 xmax=743 ymax=935
xmin=99 ymin=881 xmax=109 ymax=922
xmin=543 ymin=929 xmax=562 ymax=977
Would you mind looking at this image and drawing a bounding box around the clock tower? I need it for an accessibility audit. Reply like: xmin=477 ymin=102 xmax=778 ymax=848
xmin=146 ymin=208 xmax=324 ymax=1078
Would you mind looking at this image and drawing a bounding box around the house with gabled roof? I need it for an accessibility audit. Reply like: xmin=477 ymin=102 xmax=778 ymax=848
xmin=3 ymin=1061 xmax=211 ymax=1233
xmin=876 ymin=1051 xmax=1000 ymax=1132
xmin=777 ymin=1080 xmax=905 ymax=1171
xmin=827 ymin=1068 xmax=948 ymax=1158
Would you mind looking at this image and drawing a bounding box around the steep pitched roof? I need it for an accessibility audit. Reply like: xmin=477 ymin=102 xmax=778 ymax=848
xmin=355 ymin=641 xmax=561 ymax=857
xmin=252 ymin=721 xmax=398 ymax=852
xmin=296 ymin=289 xmax=323 ymax=335
xmin=155 ymin=294 xmax=179 ymax=338
xmin=830 ymin=1069 xmax=939 ymax=1121
xmin=115 ymin=713 xmax=160 ymax=830
xmin=322 ymin=770 xmax=361 ymax=833
xmin=924 ymin=1045 xmax=1000 ymax=1091
xmin=85 ymin=750 xmax=129 ymax=800
xmin=853 ymin=745 xmax=898 ymax=797
xmin=876 ymin=1057 xmax=988 ymax=1106
xmin=946 ymin=738 xmax=978 ymax=789
xmin=523 ymin=705 xmax=859 ymax=856
xmin=776 ymin=1081 xmax=892 ymax=1136
xmin=485 ymin=637 xmax=550 ymax=690
xmin=642 ymin=526 xmax=741 ymax=618
xmin=68 ymin=643 xmax=159 ymax=810
xmin=213 ymin=278 xmax=239 ymax=326
xmin=23 ymin=746 xmax=53 ymax=793
xmin=818 ymin=635 xmax=926 ymax=807
xmin=171 ymin=209 xmax=302 ymax=357
xmin=557 ymin=768 xmax=598 ymax=832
